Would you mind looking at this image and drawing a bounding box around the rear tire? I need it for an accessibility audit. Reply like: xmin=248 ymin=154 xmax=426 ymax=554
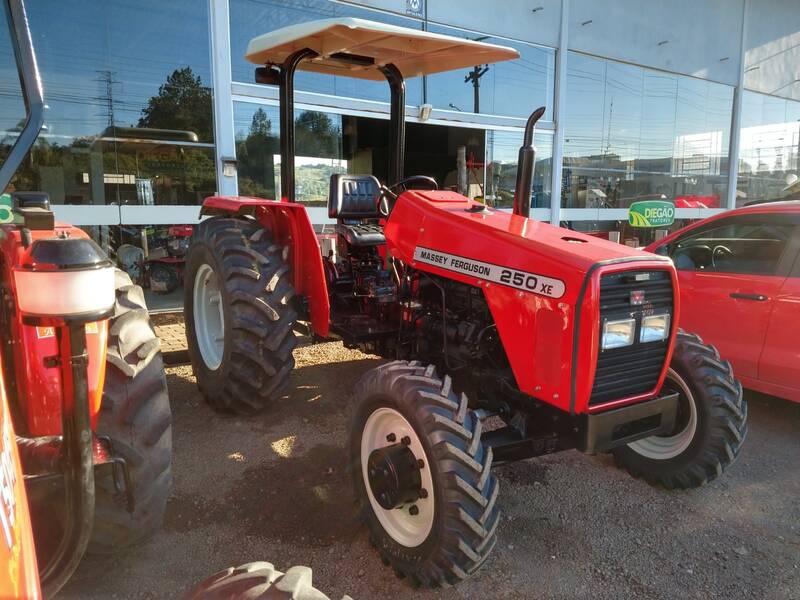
xmin=89 ymin=269 xmax=172 ymax=553
xmin=184 ymin=217 xmax=297 ymax=415
xmin=612 ymin=330 xmax=747 ymax=489
xmin=182 ymin=562 xmax=352 ymax=600
xmin=350 ymin=361 xmax=500 ymax=588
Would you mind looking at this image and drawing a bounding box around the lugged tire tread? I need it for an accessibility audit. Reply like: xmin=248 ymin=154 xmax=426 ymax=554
xmin=89 ymin=269 xmax=172 ymax=554
xmin=182 ymin=561 xmax=352 ymax=600
xmin=185 ymin=217 xmax=298 ymax=415
xmin=612 ymin=330 xmax=748 ymax=489
xmin=352 ymin=360 xmax=500 ymax=588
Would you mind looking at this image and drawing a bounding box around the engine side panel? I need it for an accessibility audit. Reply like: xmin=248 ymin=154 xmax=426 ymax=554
xmin=385 ymin=191 xmax=676 ymax=414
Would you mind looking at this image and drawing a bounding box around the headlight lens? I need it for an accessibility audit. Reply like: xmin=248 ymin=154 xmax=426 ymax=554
xmin=602 ymin=318 xmax=636 ymax=350
xmin=641 ymin=313 xmax=671 ymax=343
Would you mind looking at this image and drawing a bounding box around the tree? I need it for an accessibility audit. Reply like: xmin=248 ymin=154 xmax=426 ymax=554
xmin=138 ymin=67 xmax=213 ymax=142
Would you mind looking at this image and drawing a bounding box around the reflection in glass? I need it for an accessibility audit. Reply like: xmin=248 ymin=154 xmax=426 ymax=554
xmin=426 ymin=24 xmax=555 ymax=119
xmin=0 ymin=0 xmax=216 ymax=206
xmin=737 ymin=91 xmax=800 ymax=206
xmin=562 ymin=52 xmax=733 ymax=211
xmin=234 ymin=103 xmax=345 ymax=206
xmin=486 ymin=130 xmax=552 ymax=209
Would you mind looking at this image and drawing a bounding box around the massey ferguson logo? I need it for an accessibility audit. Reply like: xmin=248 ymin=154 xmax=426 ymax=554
xmin=630 ymin=290 xmax=645 ymax=305
xmin=413 ymin=246 xmax=565 ymax=299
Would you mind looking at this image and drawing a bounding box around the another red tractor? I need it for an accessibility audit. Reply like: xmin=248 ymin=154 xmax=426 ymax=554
xmin=0 ymin=0 xmax=172 ymax=595
xmin=184 ymin=19 xmax=747 ymax=587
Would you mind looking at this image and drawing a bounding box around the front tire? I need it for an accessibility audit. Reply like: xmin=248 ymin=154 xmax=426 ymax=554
xmin=350 ymin=361 xmax=499 ymax=588
xmin=184 ymin=217 xmax=297 ymax=415
xmin=613 ymin=331 xmax=747 ymax=489
xmin=90 ymin=269 xmax=172 ymax=553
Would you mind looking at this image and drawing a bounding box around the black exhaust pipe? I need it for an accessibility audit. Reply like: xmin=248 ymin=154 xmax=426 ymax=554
xmin=512 ymin=106 xmax=547 ymax=218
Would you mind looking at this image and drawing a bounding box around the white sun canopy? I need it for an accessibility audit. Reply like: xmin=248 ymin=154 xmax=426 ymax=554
xmin=245 ymin=18 xmax=520 ymax=81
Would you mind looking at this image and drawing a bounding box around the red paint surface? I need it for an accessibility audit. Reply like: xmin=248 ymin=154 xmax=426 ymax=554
xmin=202 ymin=196 xmax=330 ymax=337
xmin=647 ymin=201 xmax=800 ymax=402
xmin=0 ymin=224 xmax=107 ymax=436
xmin=387 ymin=191 xmax=677 ymax=414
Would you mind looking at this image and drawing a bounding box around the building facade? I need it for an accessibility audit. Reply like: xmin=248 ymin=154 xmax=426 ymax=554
xmin=1 ymin=0 xmax=799 ymax=303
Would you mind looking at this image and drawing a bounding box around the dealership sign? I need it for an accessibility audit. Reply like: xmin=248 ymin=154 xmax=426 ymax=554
xmin=629 ymin=200 xmax=675 ymax=228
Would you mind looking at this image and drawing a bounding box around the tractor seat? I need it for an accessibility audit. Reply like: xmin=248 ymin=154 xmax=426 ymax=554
xmin=328 ymin=174 xmax=385 ymax=247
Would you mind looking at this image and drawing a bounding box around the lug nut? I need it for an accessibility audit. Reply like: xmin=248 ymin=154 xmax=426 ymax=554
xmin=386 ymin=433 xmax=396 ymax=443
xmin=401 ymin=436 xmax=411 ymax=446
xmin=419 ymin=488 xmax=428 ymax=499
xmin=409 ymin=505 xmax=419 ymax=516
xmin=417 ymin=458 xmax=425 ymax=469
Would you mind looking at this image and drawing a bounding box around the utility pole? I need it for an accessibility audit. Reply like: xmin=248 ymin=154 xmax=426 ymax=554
xmin=93 ymin=70 xmax=120 ymax=127
xmin=465 ymin=65 xmax=489 ymax=113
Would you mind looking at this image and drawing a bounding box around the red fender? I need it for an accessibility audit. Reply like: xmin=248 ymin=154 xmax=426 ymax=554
xmin=201 ymin=197 xmax=330 ymax=338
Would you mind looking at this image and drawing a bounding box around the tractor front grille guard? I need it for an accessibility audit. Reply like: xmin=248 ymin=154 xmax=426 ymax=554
xmin=590 ymin=269 xmax=674 ymax=406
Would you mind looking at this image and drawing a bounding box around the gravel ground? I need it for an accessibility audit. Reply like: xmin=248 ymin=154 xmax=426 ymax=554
xmin=61 ymin=341 xmax=800 ymax=600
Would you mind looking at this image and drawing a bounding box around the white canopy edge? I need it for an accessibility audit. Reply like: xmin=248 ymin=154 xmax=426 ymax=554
xmin=245 ymin=17 xmax=520 ymax=81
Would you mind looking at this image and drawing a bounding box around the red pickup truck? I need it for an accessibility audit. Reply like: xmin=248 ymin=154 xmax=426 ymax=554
xmin=647 ymin=201 xmax=800 ymax=402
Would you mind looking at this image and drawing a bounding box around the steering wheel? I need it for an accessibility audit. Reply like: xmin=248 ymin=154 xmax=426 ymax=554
xmin=711 ymin=244 xmax=734 ymax=269
xmin=377 ymin=175 xmax=439 ymax=217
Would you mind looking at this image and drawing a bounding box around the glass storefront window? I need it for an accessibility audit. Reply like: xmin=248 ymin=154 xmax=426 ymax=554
xmin=485 ymin=130 xmax=552 ymax=209
xmin=426 ymin=24 xmax=555 ymax=120
xmin=0 ymin=0 xmax=215 ymax=208
xmin=737 ymin=91 xmax=800 ymax=206
xmin=561 ymin=219 xmax=697 ymax=249
xmin=0 ymin=12 xmax=25 ymax=172
xmin=234 ymin=103 xmax=345 ymax=206
xmin=230 ymin=0 xmax=423 ymax=105
xmin=562 ymin=52 xmax=733 ymax=211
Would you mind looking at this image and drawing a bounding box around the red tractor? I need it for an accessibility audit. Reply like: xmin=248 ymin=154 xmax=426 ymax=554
xmin=184 ymin=19 xmax=747 ymax=587
xmin=0 ymin=1 xmax=171 ymax=595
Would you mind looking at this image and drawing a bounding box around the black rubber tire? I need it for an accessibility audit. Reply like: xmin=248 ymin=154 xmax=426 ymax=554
xmin=612 ymin=330 xmax=748 ymax=489
xmin=350 ymin=361 xmax=500 ymax=588
xmin=182 ymin=562 xmax=352 ymax=600
xmin=89 ymin=269 xmax=172 ymax=553
xmin=184 ymin=217 xmax=297 ymax=415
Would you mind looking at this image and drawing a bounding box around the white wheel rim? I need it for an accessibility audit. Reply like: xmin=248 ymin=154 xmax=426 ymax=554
xmin=628 ymin=368 xmax=698 ymax=460
xmin=360 ymin=407 xmax=435 ymax=548
xmin=193 ymin=263 xmax=225 ymax=370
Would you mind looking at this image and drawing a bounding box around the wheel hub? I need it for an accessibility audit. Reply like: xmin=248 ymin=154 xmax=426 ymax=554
xmin=367 ymin=442 xmax=422 ymax=510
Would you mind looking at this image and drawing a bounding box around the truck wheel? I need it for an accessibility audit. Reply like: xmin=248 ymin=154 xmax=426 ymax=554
xmin=350 ymin=361 xmax=499 ymax=588
xmin=612 ymin=331 xmax=747 ymax=489
xmin=184 ymin=217 xmax=297 ymax=415
xmin=90 ymin=269 xmax=172 ymax=553
xmin=182 ymin=562 xmax=352 ymax=600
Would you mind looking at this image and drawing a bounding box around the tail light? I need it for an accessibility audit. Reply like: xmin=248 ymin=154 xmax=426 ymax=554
xmin=13 ymin=237 xmax=115 ymax=318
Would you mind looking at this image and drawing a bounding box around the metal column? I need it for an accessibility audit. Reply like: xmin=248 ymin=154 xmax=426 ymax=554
xmin=550 ymin=0 xmax=569 ymax=225
xmin=209 ymin=0 xmax=237 ymax=196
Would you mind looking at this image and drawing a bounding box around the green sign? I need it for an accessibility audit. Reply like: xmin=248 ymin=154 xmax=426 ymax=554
xmin=0 ymin=193 xmax=12 ymax=224
xmin=629 ymin=200 xmax=675 ymax=228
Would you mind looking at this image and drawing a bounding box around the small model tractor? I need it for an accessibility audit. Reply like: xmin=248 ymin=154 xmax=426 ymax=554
xmin=0 ymin=1 xmax=172 ymax=595
xmin=184 ymin=19 xmax=747 ymax=587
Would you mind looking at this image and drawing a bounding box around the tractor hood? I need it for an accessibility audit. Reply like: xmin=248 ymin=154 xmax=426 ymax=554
xmin=386 ymin=190 xmax=677 ymax=415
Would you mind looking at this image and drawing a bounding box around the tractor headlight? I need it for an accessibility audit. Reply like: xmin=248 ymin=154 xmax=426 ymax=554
xmin=601 ymin=318 xmax=636 ymax=350
xmin=640 ymin=313 xmax=671 ymax=344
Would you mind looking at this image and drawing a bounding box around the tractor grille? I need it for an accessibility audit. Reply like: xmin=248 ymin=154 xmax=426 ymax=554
xmin=589 ymin=269 xmax=674 ymax=406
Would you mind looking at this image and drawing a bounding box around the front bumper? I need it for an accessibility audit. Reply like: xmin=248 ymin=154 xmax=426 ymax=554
xmin=578 ymin=391 xmax=679 ymax=454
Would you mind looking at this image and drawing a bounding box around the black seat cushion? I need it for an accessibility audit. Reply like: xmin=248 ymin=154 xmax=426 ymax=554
xmin=335 ymin=223 xmax=385 ymax=247
xmin=328 ymin=174 xmax=381 ymax=219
